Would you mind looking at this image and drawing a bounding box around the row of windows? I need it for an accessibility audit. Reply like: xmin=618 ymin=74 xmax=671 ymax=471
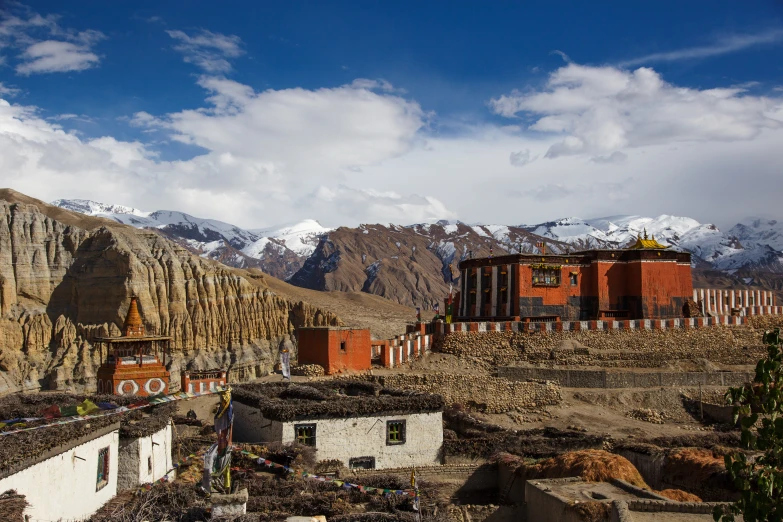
xmin=295 ymin=420 xmax=406 ymax=447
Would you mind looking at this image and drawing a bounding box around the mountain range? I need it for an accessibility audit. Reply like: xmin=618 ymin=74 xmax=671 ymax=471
xmin=52 ymin=198 xmax=783 ymax=308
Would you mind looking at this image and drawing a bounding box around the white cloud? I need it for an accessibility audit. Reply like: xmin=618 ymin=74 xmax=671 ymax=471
xmin=620 ymin=28 xmax=783 ymax=66
xmin=1 ymin=7 xmax=105 ymax=75
xmin=16 ymin=40 xmax=100 ymax=74
xmin=490 ymin=64 xmax=783 ymax=158
xmin=166 ymin=29 xmax=244 ymax=73
xmin=509 ymin=149 xmax=534 ymax=167
xmin=590 ymin=151 xmax=627 ymax=164
xmin=2 ymin=64 xmax=783 ymax=231
xmin=0 ymin=82 xmax=20 ymax=97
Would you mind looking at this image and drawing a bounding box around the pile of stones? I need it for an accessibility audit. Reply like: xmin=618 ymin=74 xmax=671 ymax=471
xmin=626 ymin=408 xmax=667 ymax=424
xmin=290 ymin=364 xmax=325 ymax=377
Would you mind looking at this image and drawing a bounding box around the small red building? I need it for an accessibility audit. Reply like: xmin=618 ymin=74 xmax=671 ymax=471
xmin=181 ymin=369 xmax=227 ymax=393
xmin=95 ymin=296 xmax=171 ymax=396
xmin=296 ymin=327 xmax=372 ymax=375
xmin=455 ymin=235 xmax=693 ymax=321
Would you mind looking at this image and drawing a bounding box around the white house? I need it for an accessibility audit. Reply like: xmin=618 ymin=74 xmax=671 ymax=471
xmin=0 ymin=421 xmax=121 ymax=522
xmin=233 ymin=381 xmax=444 ymax=470
xmin=118 ymin=419 xmax=176 ymax=490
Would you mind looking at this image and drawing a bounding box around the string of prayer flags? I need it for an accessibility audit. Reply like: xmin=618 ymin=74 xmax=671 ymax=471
xmin=0 ymin=385 xmax=229 ymax=436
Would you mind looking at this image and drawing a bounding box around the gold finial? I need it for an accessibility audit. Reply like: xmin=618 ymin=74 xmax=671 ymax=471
xmin=123 ymin=296 xmax=145 ymax=337
xmin=643 ymin=228 xmax=648 ymax=240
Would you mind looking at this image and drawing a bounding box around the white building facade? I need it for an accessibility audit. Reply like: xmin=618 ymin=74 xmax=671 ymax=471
xmin=118 ymin=421 xmax=176 ymax=490
xmin=0 ymin=423 xmax=120 ymax=521
xmin=234 ymin=402 xmax=443 ymax=470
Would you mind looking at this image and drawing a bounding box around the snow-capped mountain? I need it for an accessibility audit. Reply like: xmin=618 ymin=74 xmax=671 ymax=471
xmin=52 ymin=199 xmax=332 ymax=279
xmin=52 ymin=198 xmax=783 ymax=306
xmin=523 ymin=214 xmax=783 ymax=273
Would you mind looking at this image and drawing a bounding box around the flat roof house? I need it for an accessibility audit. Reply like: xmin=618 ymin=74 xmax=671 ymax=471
xmin=0 ymin=394 xmax=177 ymax=521
xmin=232 ymin=381 xmax=444 ymax=470
xmin=0 ymin=416 xmax=121 ymax=521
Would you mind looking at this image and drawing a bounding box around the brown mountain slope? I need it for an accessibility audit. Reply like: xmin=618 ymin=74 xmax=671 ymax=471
xmin=0 ymin=189 xmax=340 ymax=395
xmin=289 ymin=222 xmax=571 ymax=308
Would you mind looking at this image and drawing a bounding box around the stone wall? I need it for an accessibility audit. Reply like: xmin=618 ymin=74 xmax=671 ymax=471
xmin=436 ymin=317 xmax=783 ymax=368
xmin=371 ymin=373 xmax=561 ymax=413
xmin=498 ymin=367 xmax=755 ymax=388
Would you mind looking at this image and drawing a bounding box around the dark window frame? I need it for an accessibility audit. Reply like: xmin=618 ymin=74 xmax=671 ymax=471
xmin=386 ymin=420 xmax=406 ymax=445
xmin=569 ymin=273 xmax=578 ymax=286
xmin=340 ymin=341 xmax=347 ymax=352
xmin=349 ymin=456 xmax=376 ymax=469
xmin=532 ymin=268 xmax=561 ymax=287
xmin=295 ymin=423 xmax=317 ymax=446
xmin=96 ymin=446 xmax=110 ymax=491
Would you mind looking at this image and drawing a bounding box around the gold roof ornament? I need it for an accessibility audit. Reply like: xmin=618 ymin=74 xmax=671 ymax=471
xmin=629 ymin=230 xmax=668 ymax=250
xmin=122 ymin=296 xmax=145 ymax=337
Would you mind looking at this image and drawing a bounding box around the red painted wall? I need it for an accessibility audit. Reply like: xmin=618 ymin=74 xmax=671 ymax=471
xmin=297 ymin=328 xmax=372 ymax=375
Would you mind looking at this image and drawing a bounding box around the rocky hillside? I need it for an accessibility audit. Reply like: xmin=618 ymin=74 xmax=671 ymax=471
xmin=0 ymin=189 xmax=340 ymax=396
xmin=289 ymin=222 xmax=571 ymax=308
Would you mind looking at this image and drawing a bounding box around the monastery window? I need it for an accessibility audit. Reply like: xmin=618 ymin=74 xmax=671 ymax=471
xmin=569 ymin=273 xmax=578 ymax=286
xmin=725 ymin=296 xmax=730 ymax=306
xmin=386 ymin=420 xmax=406 ymax=445
xmin=769 ymin=296 xmax=773 ymax=306
xmin=532 ymin=266 xmax=560 ymax=286
xmin=737 ymin=296 xmax=743 ymax=305
xmin=349 ymin=456 xmax=376 ymax=470
xmin=96 ymin=447 xmax=110 ymax=491
xmin=295 ymin=424 xmax=317 ymax=446
xmin=148 ymin=456 xmax=153 ymax=474
xmin=500 ymin=288 xmax=508 ymax=304
xmin=499 ymin=271 xmax=508 ymax=287
xmin=469 ymin=291 xmax=476 ymax=305
xmin=709 ymin=296 xmax=715 ymax=306
xmin=340 ymin=341 xmax=346 ymax=352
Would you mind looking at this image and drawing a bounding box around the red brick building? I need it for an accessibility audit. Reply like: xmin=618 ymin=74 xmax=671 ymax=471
xmin=296 ymin=327 xmax=372 ymax=375
xmin=95 ymin=296 xmax=171 ymax=396
xmin=455 ymin=236 xmax=693 ymax=321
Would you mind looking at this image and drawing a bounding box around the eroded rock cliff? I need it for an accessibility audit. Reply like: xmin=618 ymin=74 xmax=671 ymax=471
xmin=0 ymin=190 xmax=340 ymax=395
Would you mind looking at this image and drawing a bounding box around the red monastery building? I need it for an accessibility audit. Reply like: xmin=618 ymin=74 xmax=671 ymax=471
xmin=96 ymin=296 xmax=171 ymax=396
xmin=454 ymin=234 xmax=693 ymax=322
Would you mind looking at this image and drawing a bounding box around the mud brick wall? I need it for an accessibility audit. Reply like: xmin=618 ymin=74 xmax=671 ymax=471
xmin=370 ymin=373 xmax=561 ymax=413
xmin=497 ymin=367 xmax=755 ymax=388
xmin=436 ymin=316 xmax=783 ymax=368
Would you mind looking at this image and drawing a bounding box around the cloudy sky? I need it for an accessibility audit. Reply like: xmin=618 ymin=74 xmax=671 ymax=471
xmin=1 ymin=1 xmax=782 ymax=229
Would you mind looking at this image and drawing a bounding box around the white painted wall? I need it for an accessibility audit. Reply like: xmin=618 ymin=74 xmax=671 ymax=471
xmin=118 ymin=422 xmax=176 ymax=490
xmin=233 ymin=404 xmax=443 ymax=469
xmin=283 ymin=412 xmax=442 ymax=470
xmin=0 ymin=429 xmax=119 ymax=522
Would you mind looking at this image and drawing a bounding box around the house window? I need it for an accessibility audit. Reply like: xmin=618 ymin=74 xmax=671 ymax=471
xmin=349 ymin=456 xmax=376 ymax=469
xmin=750 ymin=296 xmax=755 ymax=305
xmin=148 ymin=456 xmax=153 ymax=474
xmin=569 ymin=273 xmax=578 ymax=286
xmin=96 ymin=447 xmax=110 ymax=491
xmin=340 ymin=341 xmax=346 ymax=352
xmin=725 ymin=296 xmax=730 ymax=306
xmin=295 ymin=424 xmax=316 ymax=446
xmin=386 ymin=420 xmax=406 ymax=445
xmin=532 ymin=268 xmax=560 ymax=286
xmin=737 ymin=296 xmax=743 ymax=305
xmin=710 ymin=296 xmax=715 ymax=306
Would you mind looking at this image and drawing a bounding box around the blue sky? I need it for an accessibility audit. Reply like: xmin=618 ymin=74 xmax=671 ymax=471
xmin=1 ymin=1 xmax=783 ymax=228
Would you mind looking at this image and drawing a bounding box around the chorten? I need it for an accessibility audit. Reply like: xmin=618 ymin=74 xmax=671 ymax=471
xmin=95 ymin=296 xmax=171 ymax=396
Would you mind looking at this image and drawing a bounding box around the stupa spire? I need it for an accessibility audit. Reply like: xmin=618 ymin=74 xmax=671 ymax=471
xmin=122 ymin=296 xmax=145 ymax=337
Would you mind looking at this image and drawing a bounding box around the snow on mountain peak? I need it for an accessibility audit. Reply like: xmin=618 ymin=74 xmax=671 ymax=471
xmin=52 ymin=198 xmax=150 ymax=218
